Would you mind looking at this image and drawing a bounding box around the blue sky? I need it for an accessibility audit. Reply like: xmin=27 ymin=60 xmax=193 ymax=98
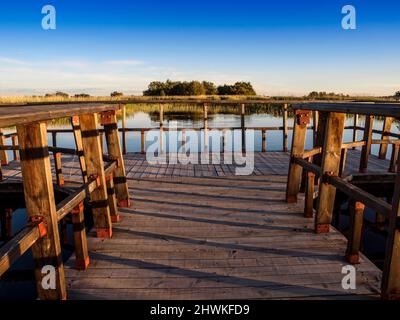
xmin=0 ymin=0 xmax=399 ymax=96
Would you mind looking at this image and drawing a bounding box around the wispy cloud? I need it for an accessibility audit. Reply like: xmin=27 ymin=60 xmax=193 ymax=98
xmin=104 ymin=59 xmax=143 ymax=66
xmin=0 ymin=56 xmax=30 ymax=66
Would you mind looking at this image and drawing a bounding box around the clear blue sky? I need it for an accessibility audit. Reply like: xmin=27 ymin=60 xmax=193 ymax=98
xmin=0 ymin=0 xmax=399 ymax=96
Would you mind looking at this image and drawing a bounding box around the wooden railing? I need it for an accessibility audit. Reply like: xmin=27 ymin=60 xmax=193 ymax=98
xmin=286 ymin=103 xmax=400 ymax=300
xmin=0 ymin=105 xmax=130 ymax=300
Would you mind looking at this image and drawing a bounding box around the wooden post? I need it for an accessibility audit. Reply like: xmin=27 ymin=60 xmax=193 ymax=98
xmin=283 ymin=104 xmax=288 ymax=152
xmin=160 ymin=104 xmax=164 ymax=154
xmin=381 ymin=156 xmax=400 ymax=299
xmin=312 ymin=112 xmax=328 ymax=182
xmin=241 ymin=104 xmax=246 ymax=153
xmin=122 ymin=105 xmax=127 ymax=155
xmin=181 ymin=128 xmax=186 ymax=153
xmin=11 ymin=135 xmax=19 ymax=161
xmin=345 ymin=200 xmax=365 ymax=264
xmin=286 ymin=110 xmax=310 ymax=203
xmin=0 ymin=208 xmax=13 ymax=241
xmin=359 ymin=115 xmax=374 ymax=173
xmin=304 ymin=171 xmax=315 ymax=218
xmin=141 ymin=129 xmax=145 ymax=154
xmin=17 ymin=122 xmax=66 ymax=300
xmin=312 ymin=111 xmax=319 ymax=147
xmin=101 ymin=110 xmax=130 ymax=209
xmin=54 ymin=152 xmax=64 ymax=186
xmin=105 ymin=173 xmax=119 ymax=223
xmin=0 ymin=129 xmax=9 ymax=166
xmin=352 ymin=114 xmax=359 ymax=149
xmin=262 ymin=129 xmax=266 ymax=152
xmin=71 ymin=202 xmax=89 ymax=270
xmin=52 ymin=131 xmax=57 ymax=148
xmin=315 ymin=112 xmax=345 ymax=234
xmin=379 ymin=117 xmax=393 ymax=159
xmin=79 ymin=113 xmax=112 ymax=238
xmin=339 ymin=147 xmax=348 ymax=177
xmin=71 ymin=116 xmax=88 ymax=183
xmin=204 ymin=103 xmax=209 ymax=151
xmin=389 ymin=144 xmax=400 ymax=173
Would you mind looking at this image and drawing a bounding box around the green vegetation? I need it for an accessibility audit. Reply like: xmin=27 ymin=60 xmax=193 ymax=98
xmin=307 ymin=91 xmax=350 ymax=100
xmin=111 ymin=91 xmax=124 ymax=97
xmin=74 ymin=93 xmax=91 ymax=98
xmin=395 ymin=91 xmax=400 ymax=101
xmin=143 ymin=80 xmax=256 ymax=96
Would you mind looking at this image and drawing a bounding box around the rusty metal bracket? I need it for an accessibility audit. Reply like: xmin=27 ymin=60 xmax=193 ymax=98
xmin=100 ymin=111 xmax=116 ymax=125
xmin=296 ymin=110 xmax=311 ymax=126
xmin=89 ymin=174 xmax=101 ymax=187
xmin=29 ymin=215 xmax=47 ymax=238
xmin=71 ymin=115 xmax=80 ymax=126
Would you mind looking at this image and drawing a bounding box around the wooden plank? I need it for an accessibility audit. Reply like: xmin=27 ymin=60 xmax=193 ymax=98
xmin=71 ymin=116 xmax=88 ymax=183
xmin=105 ymin=173 xmax=120 ymax=223
xmin=17 ymin=122 xmax=66 ymax=300
xmin=204 ymin=103 xmax=209 ymax=151
xmin=101 ymin=110 xmax=130 ymax=208
xmin=283 ymin=104 xmax=289 ymax=152
xmin=11 ymin=135 xmax=19 ymax=161
xmin=381 ymin=166 xmax=400 ymax=299
xmin=0 ymin=129 xmax=8 ymax=166
xmin=241 ymin=104 xmax=246 ymax=153
xmin=0 ymin=225 xmax=41 ymax=277
xmin=286 ymin=110 xmax=310 ymax=203
xmin=379 ymin=117 xmax=393 ymax=159
xmin=352 ymin=114 xmax=359 ymax=149
xmin=304 ymin=171 xmax=315 ymax=218
xmin=54 ymin=152 xmax=64 ymax=186
xmin=315 ymin=112 xmax=345 ymax=233
xmin=359 ymin=116 xmax=374 ymax=173
xmin=345 ymin=201 xmax=365 ymax=264
xmin=0 ymin=103 xmax=120 ymax=128
xmin=79 ymin=113 xmax=112 ymax=238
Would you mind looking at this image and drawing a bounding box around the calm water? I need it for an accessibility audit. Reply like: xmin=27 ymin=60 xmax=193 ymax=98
xmin=4 ymin=108 xmax=398 ymax=157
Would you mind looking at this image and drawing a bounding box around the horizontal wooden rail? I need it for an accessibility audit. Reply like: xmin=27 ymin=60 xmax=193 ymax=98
xmin=293 ymin=157 xmax=321 ymax=176
xmin=0 ymin=223 xmax=42 ymax=277
xmin=56 ymin=162 xmax=117 ymax=221
xmin=327 ymin=175 xmax=392 ymax=217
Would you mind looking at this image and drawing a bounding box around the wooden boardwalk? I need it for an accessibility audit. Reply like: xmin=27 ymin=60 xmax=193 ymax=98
xmin=1 ymin=151 xmax=388 ymax=299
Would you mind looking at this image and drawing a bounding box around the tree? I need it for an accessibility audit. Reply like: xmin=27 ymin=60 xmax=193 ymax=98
xmin=55 ymin=91 xmax=69 ymax=98
xmin=202 ymin=81 xmax=217 ymax=95
xmin=233 ymin=82 xmax=256 ymax=95
xmin=395 ymin=91 xmax=400 ymax=101
xmin=111 ymin=91 xmax=123 ymax=97
xmin=74 ymin=93 xmax=91 ymax=98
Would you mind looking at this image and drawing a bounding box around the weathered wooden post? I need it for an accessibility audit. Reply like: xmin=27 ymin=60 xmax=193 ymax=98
xmin=315 ymin=112 xmax=345 ymax=233
xmin=0 ymin=129 xmax=9 ymax=166
xmin=17 ymin=122 xmax=66 ymax=300
xmin=339 ymin=147 xmax=348 ymax=177
xmin=105 ymin=173 xmax=119 ymax=222
xmin=204 ymin=103 xmax=209 ymax=151
xmin=54 ymin=152 xmax=64 ymax=186
xmin=122 ymin=105 xmax=127 ymax=155
xmin=101 ymin=110 xmax=130 ymax=211
xmin=141 ymin=129 xmax=145 ymax=154
xmin=359 ymin=115 xmax=374 ymax=173
xmin=345 ymin=200 xmax=365 ymax=264
xmin=283 ymin=104 xmax=289 ymax=152
xmin=160 ymin=104 xmax=164 ymax=154
xmin=241 ymin=104 xmax=246 ymax=153
xmin=381 ymin=152 xmax=400 ymax=299
xmin=71 ymin=202 xmax=89 ymax=270
xmin=379 ymin=117 xmax=393 ymax=159
xmin=286 ymin=110 xmax=310 ymax=203
xmin=352 ymin=114 xmax=359 ymax=149
xmin=262 ymin=129 xmax=266 ymax=152
xmin=79 ymin=113 xmax=112 ymax=238
xmin=71 ymin=116 xmax=88 ymax=183
xmin=304 ymin=171 xmax=315 ymax=218
xmin=389 ymin=144 xmax=400 ymax=173
xmin=11 ymin=135 xmax=19 ymax=161
xmin=312 ymin=110 xmax=319 ymax=147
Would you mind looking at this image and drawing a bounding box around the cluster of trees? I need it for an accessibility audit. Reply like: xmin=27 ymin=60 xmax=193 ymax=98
xmin=307 ymin=91 xmax=350 ymax=99
xmin=44 ymin=91 xmax=91 ymax=98
xmin=395 ymin=91 xmax=400 ymax=100
xmin=143 ymin=80 xmax=256 ymax=96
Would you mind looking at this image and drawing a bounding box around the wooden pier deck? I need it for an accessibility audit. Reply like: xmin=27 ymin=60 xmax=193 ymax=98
xmin=2 ymin=151 xmax=384 ymax=299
